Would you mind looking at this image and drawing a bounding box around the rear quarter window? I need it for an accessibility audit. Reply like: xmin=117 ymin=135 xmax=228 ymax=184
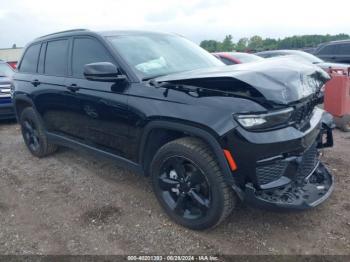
xmin=19 ymin=44 xmax=41 ymax=73
xmin=44 ymin=39 xmax=68 ymax=76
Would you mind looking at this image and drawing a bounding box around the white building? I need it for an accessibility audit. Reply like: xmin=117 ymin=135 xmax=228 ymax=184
xmin=0 ymin=47 xmax=23 ymax=62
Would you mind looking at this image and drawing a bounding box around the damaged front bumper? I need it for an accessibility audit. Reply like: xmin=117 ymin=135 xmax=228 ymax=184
xmin=244 ymin=162 xmax=334 ymax=210
xmin=224 ymin=108 xmax=335 ymax=210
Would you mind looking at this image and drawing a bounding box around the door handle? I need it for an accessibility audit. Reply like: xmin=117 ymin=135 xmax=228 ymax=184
xmin=66 ymin=84 xmax=80 ymax=92
xmin=31 ymin=79 xmax=41 ymax=87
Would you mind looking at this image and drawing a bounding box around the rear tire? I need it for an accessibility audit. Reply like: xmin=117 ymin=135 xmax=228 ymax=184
xmin=20 ymin=107 xmax=58 ymax=157
xmin=150 ymin=137 xmax=236 ymax=230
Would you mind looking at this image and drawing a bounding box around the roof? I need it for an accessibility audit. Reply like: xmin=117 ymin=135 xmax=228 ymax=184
xmin=35 ymin=29 xmax=172 ymax=42
xmin=327 ymin=39 xmax=350 ymax=44
xmin=256 ymin=50 xmax=303 ymax=54
xmin=35 ymin=29 xmax=91 ymax=41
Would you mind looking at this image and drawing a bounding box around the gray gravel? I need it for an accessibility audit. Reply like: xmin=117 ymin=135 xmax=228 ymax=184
xmin=0 ymin=120 xmax=349 ymax=255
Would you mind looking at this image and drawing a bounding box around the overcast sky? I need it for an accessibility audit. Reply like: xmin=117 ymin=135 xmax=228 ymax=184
xmin=1 ymin=0 xmax=349 ymax=48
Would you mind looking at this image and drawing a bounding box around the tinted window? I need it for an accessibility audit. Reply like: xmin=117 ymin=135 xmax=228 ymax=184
xmin=72 ymin=38 xmax=113 ymax=78
xmin=258 ymin=53 xmax=280 ymax=58
xmin=19 ymin=44 xmax=41 ymax=73
xmin=45 ymin=39 xmax=68 ymax=76
xmin=317 ymin=45 xmax=337 ymax=55
xmin=38 ymin=42 xmax=47 ymax=74
xmin=220 ymin=57 xmax=236 ymax=65
xmin=338 ymin=44 xmax=350 ymax=55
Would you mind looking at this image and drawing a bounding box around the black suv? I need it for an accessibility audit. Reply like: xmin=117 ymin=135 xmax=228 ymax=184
xmin=314 ymin=39 xmax=350 ymax=64
xmin=13 ymin=29 xmax=335 ymax=230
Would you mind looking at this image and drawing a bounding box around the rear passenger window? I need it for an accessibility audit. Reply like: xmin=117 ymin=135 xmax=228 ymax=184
xmin=318 ymin=45 xmax=337 ymax=55
xmin=45 ymin=39 xmax=68 ymax=76
xmin=19 ymin=44 xmax=41 ymax=73
xmin=338 ymin=44 xmax=350 ymax=55
xmin=72 ymin=38 xmax=113 ymax=78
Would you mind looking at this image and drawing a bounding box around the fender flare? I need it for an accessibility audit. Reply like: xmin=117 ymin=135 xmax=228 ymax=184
xmin=12 ymin=94 xmax=36 ymax=120
xmin=139 ymin=120 xmax=238 ymax=188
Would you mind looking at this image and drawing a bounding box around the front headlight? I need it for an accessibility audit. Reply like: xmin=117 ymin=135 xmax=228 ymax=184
xmin=234 ymin=107 xmax=294 ymax=131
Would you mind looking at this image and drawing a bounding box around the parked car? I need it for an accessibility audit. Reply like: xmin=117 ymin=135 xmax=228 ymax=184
xmin=314 ymin=40 xmax=350 ymax=64
xmin=213 ymin=52 xmax=264 ymax=65
xmin=0 ymin=60 xmax=15 ymax=119
xmin=7 ymin=61 xmax=18 ymax=69
xmin=13 ymin=29 xmax=334 ymax=230
xmin=256 ymin=49 xmax=350 ymax=72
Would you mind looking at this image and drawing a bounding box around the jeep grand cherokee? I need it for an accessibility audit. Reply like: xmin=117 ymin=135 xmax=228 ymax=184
xmin=13 ymin=29 xmax=334 ymax=230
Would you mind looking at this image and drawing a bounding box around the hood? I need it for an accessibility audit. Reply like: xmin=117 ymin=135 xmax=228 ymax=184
xmin=155 ymin=57 xmax=330 ymax=105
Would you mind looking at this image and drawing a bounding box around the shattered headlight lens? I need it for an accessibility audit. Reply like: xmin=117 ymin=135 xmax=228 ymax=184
xmin=234 ymin=107 xmax=294 ymax=131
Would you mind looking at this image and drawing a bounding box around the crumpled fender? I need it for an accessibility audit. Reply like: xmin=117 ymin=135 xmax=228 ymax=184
xmin=155 ymin=57 xmax=330 ymax=105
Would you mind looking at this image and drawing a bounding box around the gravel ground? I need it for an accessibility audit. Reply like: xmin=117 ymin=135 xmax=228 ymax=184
xmin=0 ymin=120 xmax=349 ymax=255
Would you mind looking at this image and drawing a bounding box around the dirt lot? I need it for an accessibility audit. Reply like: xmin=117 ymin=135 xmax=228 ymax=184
xmin=0 ymin=120 xmax=349 ymax=255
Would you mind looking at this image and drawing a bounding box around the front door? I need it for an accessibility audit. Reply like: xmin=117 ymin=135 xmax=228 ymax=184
xmin=66 ymin=37 xmax=131 ymax=159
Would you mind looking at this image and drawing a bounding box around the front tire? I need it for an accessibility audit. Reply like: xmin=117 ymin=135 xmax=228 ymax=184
xmin=20 ymin=107 xmax=58 ymax=157
xmin=150 ymin=137 xmax=236 ymax=230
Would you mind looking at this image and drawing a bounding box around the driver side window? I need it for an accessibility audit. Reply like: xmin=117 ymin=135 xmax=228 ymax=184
xmin=72 ymin=37 xmax=114 ymax=78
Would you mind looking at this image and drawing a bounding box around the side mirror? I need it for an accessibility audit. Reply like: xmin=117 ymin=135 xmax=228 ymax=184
xmin=84 ymin=62 xmax=127 ymax=82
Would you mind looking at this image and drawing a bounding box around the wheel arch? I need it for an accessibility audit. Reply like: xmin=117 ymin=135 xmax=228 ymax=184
xmin=139 ymin=120 xmax=237 ymax=188
xmin=13 ymin=95 xmax=35 ymax=121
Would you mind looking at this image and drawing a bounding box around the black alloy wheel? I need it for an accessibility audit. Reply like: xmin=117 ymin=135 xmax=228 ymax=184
xmin=151 ymin=137 xmax=236 ymax=230
xmin=22 ymin=119 xmax=40 ymax=152
xmin=158 ymin=156 xmax=211 ymax=220
xmin=20 ymin=107 xmax=58 ymax=157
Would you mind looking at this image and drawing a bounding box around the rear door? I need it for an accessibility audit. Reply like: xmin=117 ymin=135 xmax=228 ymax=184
xmin=14 ymin=42 xmax=41 ymax=114
xmin=315 ymin=44 xmax=339 ymax=62
xmin=336 ymin=43 xmax=350 ymax=63
xmin=31 ymin=38 xmax=84 ymax=139
xmin=66 ymin=36 xmax=131 ymax=159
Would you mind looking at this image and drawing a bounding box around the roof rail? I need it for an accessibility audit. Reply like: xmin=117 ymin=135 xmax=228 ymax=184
xmin=37 ymin=29 xmax=89 ymax=39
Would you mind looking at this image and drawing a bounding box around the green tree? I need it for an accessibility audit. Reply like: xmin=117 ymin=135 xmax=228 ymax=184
xmin=248 ymin=35 xmax=264 ymax=51
xmin=236 ymin=38 xmax=249 ymax=51
xmin=200 ymin=40 xmax=221 ymax=52
xmin=262 ymin=38 xmax=278 ymax=50
xmin=220 ymin=35 xmax=235 ymax=51
xmin=200 ymin=33 xmax=350 ymax=52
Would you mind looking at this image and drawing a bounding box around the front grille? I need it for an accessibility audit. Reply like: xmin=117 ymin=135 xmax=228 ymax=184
xmin=297 ymin=143 xmax=319 ymax=179
xmin=256 ymin=161 xmax=288 ymax=185
xmin=256 ymin=143 xmax=319 ymax=186
xmin=292 ymin=99 xmax=316 ymax=127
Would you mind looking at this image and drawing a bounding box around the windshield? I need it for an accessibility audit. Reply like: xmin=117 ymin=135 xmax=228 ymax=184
xmin=0 ymin=63 xmax=14 ymax=77
xmin=229 ymin=52 xmax=264 ymax=63
xmin=107 ymin=34 xmax=223 ymax=79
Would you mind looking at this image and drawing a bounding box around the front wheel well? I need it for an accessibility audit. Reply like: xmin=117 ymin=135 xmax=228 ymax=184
xmin=14 ymin=99 xmax=33 ymax=119
xmin=141 ymin=128 xmax=192 ymax=176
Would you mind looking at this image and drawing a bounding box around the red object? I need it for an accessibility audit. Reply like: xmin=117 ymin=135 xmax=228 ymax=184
xmin=7 ymin=61 xmax=17 ymax=69
xmin=213 ymin=52 xmax=241 ymax=64
xmin=324 ymin=68 xmax=350 ymax=117
xmin=223 ymin=149 xmax=237 ymax=171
